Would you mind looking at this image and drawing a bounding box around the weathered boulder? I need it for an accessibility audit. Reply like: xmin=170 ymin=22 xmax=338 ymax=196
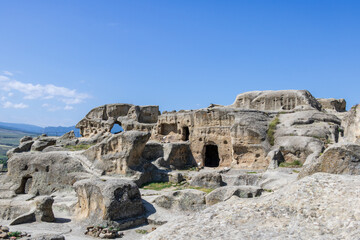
xmin=221 ymin=172 xmax=262 ymax=186
xmin=56 ymin=130 xmax=78 ymax=147
xmin=298 ymin=143 xmax=360 ymax=178
xmin=168 ymin=172 xmax=184 ymax=183
xmin=7 ymin=140 xmax=34 ymax=158
xmin=31 ymin=136 xmax=58 ymax=151
xmin=343 ymin=104 xmax=360 ymax=144
xmin=74 ymin=178 xmax=144 ymax=223
xmin=147 ymin=173 xmax=360 ymax=239
xmin=20 ymin=136 xmax=33 ymax=143
xmin=190 ymin=172 xmax=224 ymax=189
xmin=154 ymin=189 xmax=206 ymax=211
xmin=266 ymin=149 xmax=285 ymax=169
xmin=10 ymin=196 xmax=55 ymax=225
xmin=230 ymin=90 xmax=321 ymax=111
xmin=83 ymin=131 xmax=150 ymax=174
xmin=205 ymin=186 xmax=263 ymax=205
xmin=273 ymin=110 xmax=341 ymax=164
xmin=7 ymin=151 xmax=87 ymax=195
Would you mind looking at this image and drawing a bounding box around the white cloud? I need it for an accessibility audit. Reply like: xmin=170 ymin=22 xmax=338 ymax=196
xmin=64 ymin=105 xmax=74 ymax=110
xmin=3 ymin=71 xmax=13 ymax=76
xmin=0 ymin=72 xmax=90 ymax=111
xmin=3 ymin=101 xmax=28 ymax=109
xmin=0 ymin=75 xmax=9 ymax=82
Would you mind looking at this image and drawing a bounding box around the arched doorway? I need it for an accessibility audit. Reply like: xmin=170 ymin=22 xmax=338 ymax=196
xmin=15 ymin=175 xmax=33 ymax=194
xmin=204 ymin=145 xmax=220 ymax=167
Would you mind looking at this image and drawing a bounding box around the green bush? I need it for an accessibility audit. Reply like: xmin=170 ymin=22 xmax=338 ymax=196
xmin=142 ymin=182 xmax=173 ymax=191
xmin=8 ymin=231 xmax=22 ymax=237
xmin=135 ymin=229 xmax=148 ymax=234
xmin=267 ymin=116 xmax=280 ymax=146
xmin=279 ymin=160 xmax=302 ymax=168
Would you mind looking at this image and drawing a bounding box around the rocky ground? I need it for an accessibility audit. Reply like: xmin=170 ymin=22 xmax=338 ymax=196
xmin=0 ymin=90 xmax=359 ymax=240
xmin=0 ymin=167 xmax=299 ymax=239
xmin=146 ymin=173 xmax=360 ymax=240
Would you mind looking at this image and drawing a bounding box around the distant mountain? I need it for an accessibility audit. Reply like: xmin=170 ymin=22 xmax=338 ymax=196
xmin=0 ymin=122 xmax=80 ymax=137
xmin=0 ymin=122 xmax=43 ymax=134
xmin=44 ymin=126 xmax=80 ymax=137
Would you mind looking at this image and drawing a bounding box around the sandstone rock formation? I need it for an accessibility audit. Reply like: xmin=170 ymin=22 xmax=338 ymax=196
xmin=230 ymin=90 xmax=321 ymax=111
xmin=10 ymin=196 xmax=55 ymax=225
xmin=343 ymin=104 xmax=360 ymax=143
xmin=76 ymin=103 xmax=159 ymax=137
xmin=82 ymin=131 xmax=150 ymax=174
xmin=2 ymin=89 xmax=360 ymax=238
xmin=317 ymin=98 xmax=346 ymax=112
xmin=189 ymin=172 xmax=224 ymax=189
xmin=298 ymin=143 xmax=360 ymax=178
xmin=146 ymin=173 xmax=360 ymax=240
xmin=74 ymin=178 xmax=144 ymax=224
xmin=154 ymin=189 xmax=206 ymax=212
xmin=205 ymin=186 xmax=263 ymax=205
xmin=7 ymin=151 xmax=87 ymax=195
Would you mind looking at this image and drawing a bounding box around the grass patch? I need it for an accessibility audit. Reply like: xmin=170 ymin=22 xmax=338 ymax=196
xmin=187 ymin=186 xmax=214 ymax=194
xmin=292 ymin=169 xmax=300 ymax=173
xmin=187 ymin=167 xmax=199 ymax=171
xmin=263 ymin=189 xmax=273 ymax=193
xmin=279 ymin=160 xmax=303 ymax=168
xmin=267 ymin=116 xmax=280 ymax=146
xmin=141 ymin=181 xmax=214 ymax=194
xmin=142 ymin=182 xmax=173 ymax=191
xmin=135 ymin=229 xmax=148 ymax=234
xmin=247 ymin=171 xmax=257 ymax=174
xmin=65 ymin=144 xmax=92 ymax=151
xmin=8 ymin=231 xmax=22 ymax=237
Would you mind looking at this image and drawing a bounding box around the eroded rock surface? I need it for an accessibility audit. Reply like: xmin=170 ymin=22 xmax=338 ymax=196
xmin=83 ymin=131 xmax=150 ymax=174
xmin=146 ymin=173 xmax=360 ymax=240
xmin=230 ymin=90 xmax=321 ymax=111
xmin=154 ymin=189 xmax=206 ymax=212
xmin=7 ymin=151 xmax=88 ymax=195
xmin=74 ymin=178 xmax=144 ymax=223
xmin=343 ymin=104 xmax=360 ymax=144
xmin=298 ymin=143 xmax=360 ymax=178
xmin=76 ymin=104 xmax=159 ymax=137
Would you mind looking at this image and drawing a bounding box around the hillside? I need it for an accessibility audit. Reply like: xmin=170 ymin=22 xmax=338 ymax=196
xmin=0 ymin=128 xmax=38 ymax=168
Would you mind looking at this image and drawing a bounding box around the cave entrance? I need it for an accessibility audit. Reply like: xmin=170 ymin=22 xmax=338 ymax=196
xmin=182 ymin=126 xmax=190 ymax=141
xmin=110 ymin=123 xmax=123 ymax=134
xmin=15 ymin=176 xmax=33 ymax=194
xmin=204 ymin=145 xmax=220 ymax=167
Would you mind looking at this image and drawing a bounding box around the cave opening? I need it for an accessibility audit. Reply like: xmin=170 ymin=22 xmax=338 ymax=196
xmin=110 ymin=122 xmax=123 ymax=134
xmin=204 ymin=145 xmax=220 ymax=167
xmin=15 ymin=176 xmax=33 ymax=194
xmin=182 ymin=126 xmax=190 ymax=141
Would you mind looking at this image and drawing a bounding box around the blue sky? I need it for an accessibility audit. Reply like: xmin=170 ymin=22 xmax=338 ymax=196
xmin=0 ymin=1 xmax=359 ymax=126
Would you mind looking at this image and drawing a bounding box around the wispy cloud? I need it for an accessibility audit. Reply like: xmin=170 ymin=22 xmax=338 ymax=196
xmin=0 ymin=72 xmax=91 ymax=110
xmin=3 ymin=101 xmax=28 ymax=109
xmin=64 ymin=105 xmax=74 ymax=110
xmin=3 ymin=71 xmax=13 ymax=76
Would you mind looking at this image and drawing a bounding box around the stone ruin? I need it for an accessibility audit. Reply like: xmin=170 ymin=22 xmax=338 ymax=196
xmin=1 ymin=89 xmax=360 ymax=239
